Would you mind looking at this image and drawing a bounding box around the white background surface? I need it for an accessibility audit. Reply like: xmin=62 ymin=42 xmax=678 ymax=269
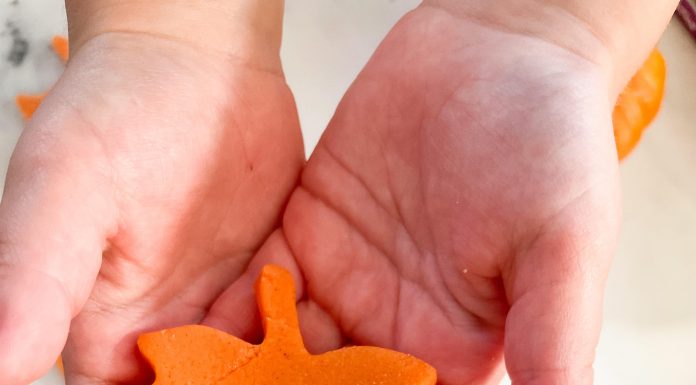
xmin=1 ymin=1 xmax=695 ymax=384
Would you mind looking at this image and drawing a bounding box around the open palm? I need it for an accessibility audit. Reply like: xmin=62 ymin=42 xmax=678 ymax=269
xmin=211 ymin=5 xmax=621 ymax=385
xmin=0 ymin=32 xmax=302 ymax=384
xmin=1 ymin=2 xmax=641 ymax=385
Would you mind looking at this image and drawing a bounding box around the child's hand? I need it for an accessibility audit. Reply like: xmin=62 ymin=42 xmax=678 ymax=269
xmin=207 ymin=2 xmax=673 ymax=384
xmin=0 ymin=1 xmax=678 ymax=384
xmin=0 ymin=2 xmax=303 ymax=383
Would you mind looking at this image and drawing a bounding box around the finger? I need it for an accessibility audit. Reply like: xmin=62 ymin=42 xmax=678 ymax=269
xmin=204 ymin=229 xmax=343 ymax=353
xmin=504 ymin=201 xmax=619 ymax=385
xmin=0 ymin=108 xmax=116 ymax=384
xmin=204 ymin=230 xmax=303 ymax=343
xmin=295 ymin=299 xmax=344 ymax=354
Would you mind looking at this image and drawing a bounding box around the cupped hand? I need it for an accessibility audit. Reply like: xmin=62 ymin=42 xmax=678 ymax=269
xmin=0 ymin=22 xmax=303 ymax=385
xmin=211 ymin=4 xmax=621 ymax=385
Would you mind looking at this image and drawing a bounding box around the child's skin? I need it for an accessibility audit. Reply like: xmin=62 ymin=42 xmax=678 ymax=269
xmin=0 ymin=1 xmax=679 ymax=384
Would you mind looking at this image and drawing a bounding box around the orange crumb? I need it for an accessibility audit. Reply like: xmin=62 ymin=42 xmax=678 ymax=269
xmin=15 ymin=36 xmax=68 ymax=120
xmin=51 ymin=36 xmax=69 ymax=63
xmin=15 ymin=94 xmax=45 ymax=119
xmin=56 ymin=356 xmax=63 ymax=374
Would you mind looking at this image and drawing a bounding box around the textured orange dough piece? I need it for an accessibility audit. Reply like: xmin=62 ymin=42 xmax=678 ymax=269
xmin=613 ymin=49 xmax=666 ymax=160
xmin=138 ymin=265 xmax=437 ymax=385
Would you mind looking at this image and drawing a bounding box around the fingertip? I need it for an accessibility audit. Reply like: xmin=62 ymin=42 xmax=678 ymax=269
xmin=504 ymin=292 xmax=599 ymax=385
xmin=508 ymin=366 xmax=594 ymax=385
xmin=296 ymin=299 xmax=343 ymax=354
xmin=0 ymin=267 xmax=72 ymax=385
xmin=203 ymin=273 xmax=263 ymax=343
xmin=204 ymin=229 xmax=304 ymax=343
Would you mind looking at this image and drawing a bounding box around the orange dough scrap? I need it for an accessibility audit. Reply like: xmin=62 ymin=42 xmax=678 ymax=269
xmin=15 ymin=35 xmax=68 ymax=120
xmin=138 ymin=265 xmax=437 ymax=385
xmin=15 ymin=94 xmax=45 ymax=119
xmin=613 ymin=49 xmax=666 ymax=160
xmin=56 ymin=356 xmax=63 ymax=374
xmin=51 ymin=35 xmax=69 ymax=63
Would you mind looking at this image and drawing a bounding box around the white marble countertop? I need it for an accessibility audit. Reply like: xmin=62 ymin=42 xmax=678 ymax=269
xmin=1 ymin=1 xmax=695 ymax=384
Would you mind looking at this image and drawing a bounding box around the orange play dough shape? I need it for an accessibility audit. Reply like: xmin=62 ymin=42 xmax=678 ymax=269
xmin=613 ymin=49 xmax=666 ymax=160
xmin=138 ymin=265 xmax=437 ymax=385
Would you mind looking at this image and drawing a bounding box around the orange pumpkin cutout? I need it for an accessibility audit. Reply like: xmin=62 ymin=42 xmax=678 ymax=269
xmin=613 ymin=49 xmax=666 ymax=160
xmin=138 ymin=265 xmax=437 ymax=385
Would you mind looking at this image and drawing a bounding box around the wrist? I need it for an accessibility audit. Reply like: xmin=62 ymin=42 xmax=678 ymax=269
xmin=65 ymin=0 xmax=284 ymax=70
xmin=423 ymin=0 xmax=678 ymax=97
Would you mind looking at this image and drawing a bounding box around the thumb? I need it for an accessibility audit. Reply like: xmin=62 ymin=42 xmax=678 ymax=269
xmin=504 ymin=208 xmax=618 ymax=385
xmin=0 ymin=113 xmax=116 ymax=384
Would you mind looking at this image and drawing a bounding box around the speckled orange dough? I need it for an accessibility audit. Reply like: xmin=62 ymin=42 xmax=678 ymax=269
xmin=138 ymin=265 xmax=437 ymax=385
